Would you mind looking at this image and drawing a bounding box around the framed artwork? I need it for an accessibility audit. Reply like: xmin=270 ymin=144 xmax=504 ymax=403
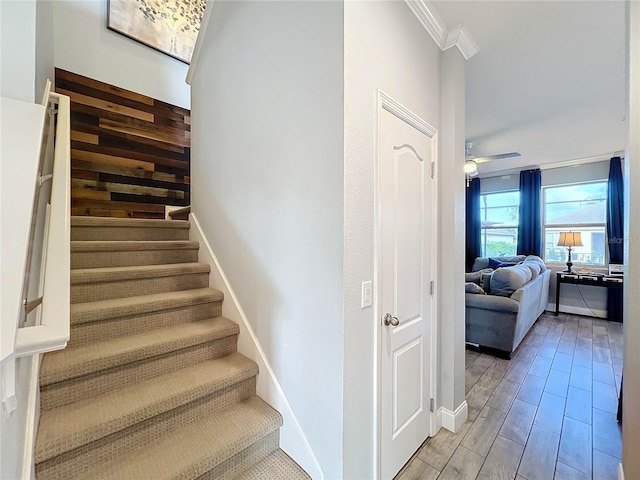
xmin=108 ymin=0 xmax=207 ymax=64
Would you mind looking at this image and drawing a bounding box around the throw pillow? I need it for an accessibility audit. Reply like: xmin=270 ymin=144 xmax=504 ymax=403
xmin=519 ymin=260 xmax=541 ymax=278
xmin=465 ymin=282 xmax=486 ymax=294
xmin=490 ymin=264 xmax=532 ymax=297
xmin=488 ymin=258 xmax=517 ymax=269
xmin=465 ymin=268 xmax=493 ymax=286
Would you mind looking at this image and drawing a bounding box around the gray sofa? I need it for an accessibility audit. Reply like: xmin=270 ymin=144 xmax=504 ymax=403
xmin=465 ymin=255 xmax=551 ymax=358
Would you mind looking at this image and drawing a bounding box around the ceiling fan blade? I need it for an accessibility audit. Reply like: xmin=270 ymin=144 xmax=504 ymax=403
xmin=475 ymin=152 xmax=522 ymax=163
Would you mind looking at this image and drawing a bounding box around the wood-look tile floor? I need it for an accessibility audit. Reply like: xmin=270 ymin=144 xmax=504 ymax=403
xmin=395 ymin=313 xmax=623 ymax=480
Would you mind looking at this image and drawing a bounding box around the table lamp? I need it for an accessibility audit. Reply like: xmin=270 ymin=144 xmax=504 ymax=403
xmin=557 ymin=231 xmax=583 ymax=273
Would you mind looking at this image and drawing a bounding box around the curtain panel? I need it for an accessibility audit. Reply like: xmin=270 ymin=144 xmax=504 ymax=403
xmin=517 ymin=169 xmax=542 ymax=256
xmin=607 ymin=156 xmax=624 ymax=321
xmin=465 ymin=178 xmax=481 ymax=272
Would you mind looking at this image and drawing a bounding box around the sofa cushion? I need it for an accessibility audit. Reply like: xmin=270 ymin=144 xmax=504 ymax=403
xmin=488 ymin=258 xmax=517 ymax=269
xmin=481 ymin=272 xmax=493 ymax=293
xmin=465 ymin=282 xmax=486 ymax=294
xmin=524 ymin=255 xmax=547 ymax=272
xmin=490 ymin=264 xmax=532 ymax=297
xmin=465 ymin=268 xmax=493 ymax=286
xmin=520 ymin=261 xmax=541 ymax=278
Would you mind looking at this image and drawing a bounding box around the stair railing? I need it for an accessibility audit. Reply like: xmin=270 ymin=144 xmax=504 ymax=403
xmin=14 ymin=84 xmax=71 ymax=357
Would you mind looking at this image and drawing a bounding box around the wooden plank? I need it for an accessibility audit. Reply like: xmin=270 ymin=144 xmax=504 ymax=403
xmin=56 ymin=68 xmax=155 ymax=106
xmin=71 ymin=207 xmax=131 ymax=218
xmin=76 ymin=121 xmax=187 ymax=155
xmin=58 ymin=88 xmax=154 ymax=123
xmin=72 ymin=149 xmax=155 ymax=172
xmin=438 ymin=446 xmax=484 ymax=480
xmin=476 ymin=435 xmax=524 ymax=480
xmin=71 ymin=131 xmax=99 ymax=145
xmin=72 ymin=198 xmax=165 ymax=213
xmin=499 ymin=399 xmax=537 ymax=445
xmin=71 ymin=189 xmax=111 ymax=201
xmin=73 ymin=159 xmax=178 ymax=183
xmin=558 ymin=417 xmax=592 ymax=475
xmin=517 ymin=425 xmax=560 ymax=480
xmin=461 ymin=405 xmax=507 ymax=457
xmin=72 ymin=141 xmax=189 ymax=171
xmin=417 ymin=421 xmax=472 ymax=471
xmin=100 ymin=118 xmax=189 ymax=148
xmin=71 ymin=169 xmax=100 ymax=181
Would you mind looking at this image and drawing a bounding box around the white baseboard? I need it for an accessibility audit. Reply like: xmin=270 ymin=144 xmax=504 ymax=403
xmin=618 ymin=463 xmax=625 ymax=480
xmin=440 ymin=401 xmax=468 ymax=433
xmin=546 ymin=303 xmax=607 ymax=319
xmin=189 ymin=213 xmax=323 ymax=480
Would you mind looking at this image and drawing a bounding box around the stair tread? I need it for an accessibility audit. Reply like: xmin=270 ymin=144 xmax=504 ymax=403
xmin=40 ymin=317 xmax=239 ymax=386
xmin=237 ymin=449 xmax=310 ymax=480
xmin=71 ymin=262 xmax=210 ymax=284
xmin=71 ymin=240 xmax=199 ymax=252
xmin=71 ymin=287 xmax=223 ymax=325
xmin=35 ymin=352 xmax=258 ymax=463
xmin=71 ymin=216 xmax=189 ymax=228
xmin=69 ymin=396 xmax=282 ymax=480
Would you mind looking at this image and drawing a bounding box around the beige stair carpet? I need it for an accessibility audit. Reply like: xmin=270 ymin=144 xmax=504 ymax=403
xmin=35 ymin=216 xmax=310 ymax=480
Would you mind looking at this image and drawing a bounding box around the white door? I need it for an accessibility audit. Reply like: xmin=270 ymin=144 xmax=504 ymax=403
xmin=379 ymin=102 xmax=435 ymax=479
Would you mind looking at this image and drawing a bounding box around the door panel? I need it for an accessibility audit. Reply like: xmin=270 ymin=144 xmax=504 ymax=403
xmin=379 ymin=105 xmax=435 ymax=479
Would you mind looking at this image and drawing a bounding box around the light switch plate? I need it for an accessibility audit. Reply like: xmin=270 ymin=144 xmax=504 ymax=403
xmin=361 ymin=281 xmax=372 ymax=309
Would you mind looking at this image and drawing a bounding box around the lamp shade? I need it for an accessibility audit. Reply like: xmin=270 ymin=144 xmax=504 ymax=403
xmin=557 ymin=231 xmax=583 ymax=247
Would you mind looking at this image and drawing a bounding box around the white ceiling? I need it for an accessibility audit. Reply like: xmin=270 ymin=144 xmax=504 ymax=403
xmin=432 ymin=0 xmax=627 ymax=176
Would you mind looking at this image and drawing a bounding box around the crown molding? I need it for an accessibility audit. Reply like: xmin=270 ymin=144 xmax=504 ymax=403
xmin=443 ymin=24 xmax=480 ymax=60
xmin=404 ymin=0 xmax=480 ymax=60
xmin=404 ymin=0 xmax=448 ymax=48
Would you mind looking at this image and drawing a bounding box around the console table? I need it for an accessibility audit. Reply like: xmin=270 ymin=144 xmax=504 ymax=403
xmin=554 ymin=272 xmax=623 ymax=319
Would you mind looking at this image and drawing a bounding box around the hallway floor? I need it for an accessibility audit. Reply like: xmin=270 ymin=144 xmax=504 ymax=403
xmin=396 ymin=312 xmax=623 ymax=480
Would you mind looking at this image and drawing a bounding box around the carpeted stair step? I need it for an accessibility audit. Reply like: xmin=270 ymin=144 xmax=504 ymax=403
xmin=62 ymin=396 xmax=283 ymax=480
xmin=71 ymin=240 xmax=200 ymax=268
xmin=40 ymin=318 xmax=239 ymax=409
xmin=236 ymin=448 xmax=311 ymax=480
xmin=35 ymin=353 xmax=259 ymax=465
xmin=70 ymin=262 xmax=210 ymax=303
xmin=71 ymin=216 xmax=190 ymax=241
xmin=69 ymin=287 xmax=223 ymax=347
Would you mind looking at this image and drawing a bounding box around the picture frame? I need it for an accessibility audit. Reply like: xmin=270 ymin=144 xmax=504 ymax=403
xmin=107 ymin=0 xmax=206 ymax=64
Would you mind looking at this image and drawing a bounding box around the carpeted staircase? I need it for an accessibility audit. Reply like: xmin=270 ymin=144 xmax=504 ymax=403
xmin=34 ymin=216 xmax=310 ymax=480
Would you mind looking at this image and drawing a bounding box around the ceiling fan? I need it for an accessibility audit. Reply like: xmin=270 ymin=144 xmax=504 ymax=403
xmin=465 ymin=142 xmax=522 ymax=186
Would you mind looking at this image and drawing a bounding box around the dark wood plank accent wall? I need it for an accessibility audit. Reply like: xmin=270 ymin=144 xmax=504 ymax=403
xmin=55 ymin=68 xmax=190 ymax=219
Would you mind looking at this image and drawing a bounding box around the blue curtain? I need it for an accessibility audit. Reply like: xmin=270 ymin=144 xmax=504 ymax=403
xmin=517 ymin=169 xmax=542 ymax=256
xmin=607 ymin=156 xmax=624 ymax=321
xmin=466 ymin=178 xmax=481 ymax=272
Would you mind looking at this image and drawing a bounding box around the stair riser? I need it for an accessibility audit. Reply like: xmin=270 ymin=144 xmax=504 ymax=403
xmin=71 ymin=227 xmax=189 ymax=241
xmin=40 ymin=335 xmax=237 ymax=410
xmin=36 ymin=377 xmax=257 ymax=480
xmin=69 ymin=302 xmax=222 ymax=347
xmin=196 ymin=431 xmax=280 ymax=480
xmin=71 ymin=273 xmax=209 ymax=303
xmin=71 ymin=249 xmax=199 ymax=269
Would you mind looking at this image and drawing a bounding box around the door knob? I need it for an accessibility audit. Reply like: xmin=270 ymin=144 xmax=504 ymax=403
xmin=383 ymin=313 xmax=399 ymax=327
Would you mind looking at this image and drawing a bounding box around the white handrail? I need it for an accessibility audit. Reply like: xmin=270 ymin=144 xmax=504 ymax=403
xmin=15 ymin=92 xmax=71 ymax=357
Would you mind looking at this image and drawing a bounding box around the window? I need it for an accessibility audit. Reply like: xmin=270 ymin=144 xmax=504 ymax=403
xmin=480 ymin=190 xmax=519 ymax=257
xmin=542 ymin=181 xmax=607 ymax=266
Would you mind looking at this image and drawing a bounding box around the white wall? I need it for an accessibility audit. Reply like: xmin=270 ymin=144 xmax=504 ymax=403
xmin=623 ymin=1 xmax=640 ymax=477
xmin=35 ymin=0 xmax=55 ymax=102
xmin=343 ymin=2 xmax=443 ymax=477
xmin=439 ymin=47 xmax=467 ymax=422
xmin=53 ymin=0 xmax=190 ymax=109
xmin=189 ymin=1 xmax=344 ymax=477
xmin=0 ymin=0 xmax=37 ymax=102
